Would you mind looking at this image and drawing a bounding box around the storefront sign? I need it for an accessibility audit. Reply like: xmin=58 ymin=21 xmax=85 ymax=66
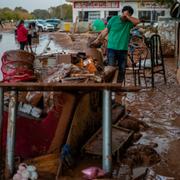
xmin=74 ymin=1 xmax=120 ymax=8
xmin=138 ymin=2 xmax=168 ymax=9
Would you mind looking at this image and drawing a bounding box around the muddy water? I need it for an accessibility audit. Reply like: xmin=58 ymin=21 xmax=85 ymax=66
xmin=0 ymin=31 xmax=63 ymax=58
xmin=124 ymin=59 xmax=180 ymax=178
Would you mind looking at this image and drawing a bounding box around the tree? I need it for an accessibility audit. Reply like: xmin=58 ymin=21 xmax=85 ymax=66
xmin=14 ymin=7 xmax=28 ymax=13
xmin=31 ymin=9 xmax=50 ymax=19
xmin=154 ymin=0 xmax=175 ymax=6
xmin=48 ymin=4 xmax=72 ymax=21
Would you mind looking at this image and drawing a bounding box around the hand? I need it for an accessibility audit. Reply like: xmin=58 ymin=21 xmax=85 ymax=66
xmin=122 ymin=11 xmax=131 ymax=20
xmin=90 ymin=38 xmax=102 ymax=48
xmin=93 ymin=38 xmax=100 ymax=44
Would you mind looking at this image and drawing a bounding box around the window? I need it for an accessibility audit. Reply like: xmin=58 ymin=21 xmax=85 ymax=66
xmin=88 ymin=11 xmax=100 ymax=21
xmin=139 ymin=10 xmax=165 ymax=22
xmin=139 ymin=11 xmax=151 ymax=22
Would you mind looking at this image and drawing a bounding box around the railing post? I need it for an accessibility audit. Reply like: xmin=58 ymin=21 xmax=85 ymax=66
xmin=5 ymin=91 xmax=18 ymax=178
xmin=102 ymin=89 xmax=112 ymax=174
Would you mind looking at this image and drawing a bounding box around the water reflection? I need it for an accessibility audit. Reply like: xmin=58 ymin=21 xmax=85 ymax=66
xmin=0 ymin=34 xmax=2 ymax=42
xmin=0 ymin=31 xmax=63 ymax=58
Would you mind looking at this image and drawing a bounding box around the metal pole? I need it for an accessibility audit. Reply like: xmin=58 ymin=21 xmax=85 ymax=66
xmin=0 ymin=88 xmax=4 ymax=178
xmin=102 ymin=89 xmax=112 ymax=174
xmin=5 ymin=91 xmax=17 ymax=178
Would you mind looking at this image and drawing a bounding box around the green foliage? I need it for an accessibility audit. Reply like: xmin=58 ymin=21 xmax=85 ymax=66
xmin=31 ymin=9 xmax=50 ymax=19
xmin=0 ymin=3 xmax=72 ymax=21
xmin=48 ymin=4 xmax=72 ymax=21
xmin=0 ymin=7 xmax=32 ymax=20
xmin=154 ymin=0 xmax=175 ymax=6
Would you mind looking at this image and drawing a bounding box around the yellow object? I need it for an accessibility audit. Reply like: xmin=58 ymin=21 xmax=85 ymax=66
xmin=64 ymin=22 xmax=71 ymax=32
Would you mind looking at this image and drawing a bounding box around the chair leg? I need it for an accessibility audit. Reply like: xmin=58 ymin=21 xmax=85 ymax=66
xmin=162 ymin=64 xmax=166 ymax=84
xmin=142 ymin=69 xmax=147 ymax=87
xmin=133 ymin=68 xmax=137 ymax=86
xmin=137 ymin=70 xmax=141 ymax=85
xmin=151 ymin=69 xmax=155 ymax=88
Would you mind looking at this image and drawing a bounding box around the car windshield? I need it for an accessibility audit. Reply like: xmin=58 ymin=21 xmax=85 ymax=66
xmin=47 ymin=19 xmax=60 ymax=23
xmin=37 ymin=20 xmax=46 ymax=25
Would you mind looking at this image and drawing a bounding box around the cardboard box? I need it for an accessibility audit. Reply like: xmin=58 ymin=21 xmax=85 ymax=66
xmin=56 ymin=54 xmax=72 ymax=64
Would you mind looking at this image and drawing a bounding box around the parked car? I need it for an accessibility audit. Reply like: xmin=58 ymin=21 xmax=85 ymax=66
xmin=35 ymin=19 xmax=54 ymax=32
xmin=45 ymin=19 xmax=61 ymax=29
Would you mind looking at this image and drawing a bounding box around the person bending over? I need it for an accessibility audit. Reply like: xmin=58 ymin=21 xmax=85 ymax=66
xmin=93 ymin=6 xmax=140 ymax=85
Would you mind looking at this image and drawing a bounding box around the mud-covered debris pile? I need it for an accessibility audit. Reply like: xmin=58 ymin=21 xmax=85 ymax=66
xmin=3 ymin=50 xmax=116 ymax=119
xmin=122 ymin=144 xmax=160 ymax=167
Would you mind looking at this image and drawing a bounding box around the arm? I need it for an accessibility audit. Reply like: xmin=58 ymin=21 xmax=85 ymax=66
xmin=126 ymin=15 xmax=140 ymax=26
xmin=96 ymin=27 xmax=108 ymax=41
xmin=123 ymin=11 xmax=140 ymax=26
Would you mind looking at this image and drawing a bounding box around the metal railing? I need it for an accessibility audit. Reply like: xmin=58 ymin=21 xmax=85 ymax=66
xmin=0 ymin=82 xmax=140 ymax=178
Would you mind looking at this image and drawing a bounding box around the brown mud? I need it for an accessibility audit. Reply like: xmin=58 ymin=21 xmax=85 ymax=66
xmin=0 ymin=32 xmax=179 ymax=179
xmin=51 ymin=34 xmax=180 ymax=179
xmin=124 ymin=58 xmax=180 ymax=178
xmin=59 ymin=58 xmax=179 ymax=179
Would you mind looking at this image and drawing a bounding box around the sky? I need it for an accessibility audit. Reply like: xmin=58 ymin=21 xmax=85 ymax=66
xmin=0 ymin=0 xmax=66 ymax=12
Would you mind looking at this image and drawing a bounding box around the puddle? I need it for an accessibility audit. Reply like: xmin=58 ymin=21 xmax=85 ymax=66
xmin=125 ymin=58 xmax=180 ymax=178
xmin=0 ymin=31 xmax=63 ymax=58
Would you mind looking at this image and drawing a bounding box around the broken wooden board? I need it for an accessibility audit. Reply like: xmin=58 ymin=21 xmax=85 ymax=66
xmin=66 ymin=92 xmax=102 ymax=152
xmin=82 ymin=125 xmax=134 ymax=156
xmin=25 ymin=153 xmax=60 ymax=176
xmin=48 ymin=92 xmax=77 ymax=153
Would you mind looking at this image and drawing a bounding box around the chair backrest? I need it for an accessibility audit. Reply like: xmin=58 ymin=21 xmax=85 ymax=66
xmin=149 ymin=34 xmax=163 ymax=67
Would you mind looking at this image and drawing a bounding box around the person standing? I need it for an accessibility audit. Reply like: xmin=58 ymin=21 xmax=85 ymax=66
xmin=16 ymin=20 xmax=28 ymax=50
xmin=93 ymin=6 xmax=140 ymax=85
xmin=27 ymin=23 xmax=34 ymax=53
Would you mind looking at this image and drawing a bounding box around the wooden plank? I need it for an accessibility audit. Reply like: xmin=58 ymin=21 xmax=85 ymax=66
xmin=66 ymin=93 xmax=102 ymax=152
xmin=25 ymin=153 xmax=59 ymax=175
xmin=82 ymin=125 xmax=133 ymax=156
xmin=0 ymin=82 xmax=141 ymax=92
xmin=48 ymin=92 xmax=76 ymax=153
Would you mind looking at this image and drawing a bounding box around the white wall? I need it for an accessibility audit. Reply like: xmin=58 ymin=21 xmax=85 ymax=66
xmin=72 ymin=1 xmax=170 ymax=22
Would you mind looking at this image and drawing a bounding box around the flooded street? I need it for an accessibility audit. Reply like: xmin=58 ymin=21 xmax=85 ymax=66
xmin=125 ymin=59 xmax=180 ymax=178
xmin=0 ymin=31 xmax=63 ymax=58
xmin=0 ymin=31 xmax=180 ymax=179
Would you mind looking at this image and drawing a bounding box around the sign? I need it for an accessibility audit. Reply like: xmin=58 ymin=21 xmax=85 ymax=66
xmin=138 ymin=2 xmax=168 ymax=9
xmin=74 ymin=1 xmax=120 ymax=8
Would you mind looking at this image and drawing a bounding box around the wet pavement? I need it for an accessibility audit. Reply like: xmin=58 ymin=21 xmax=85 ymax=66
xmin=0 ymin=31 xmax=63 ymax=58
xmin=124 ymin=58 xmax=180 ymax=178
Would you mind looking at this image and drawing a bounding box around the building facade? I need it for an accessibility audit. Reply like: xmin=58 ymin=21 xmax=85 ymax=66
xmin=67 ymin=0 xmax=170 ymax=23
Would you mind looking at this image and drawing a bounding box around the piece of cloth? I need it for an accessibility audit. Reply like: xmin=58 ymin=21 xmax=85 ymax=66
xmin=2 ymin=109 xmax=61 ymax=159
xmin=107 ymin=48 xmax=127 ymax=83
xmin=107 ymin=16 xmax=134 ymax=50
